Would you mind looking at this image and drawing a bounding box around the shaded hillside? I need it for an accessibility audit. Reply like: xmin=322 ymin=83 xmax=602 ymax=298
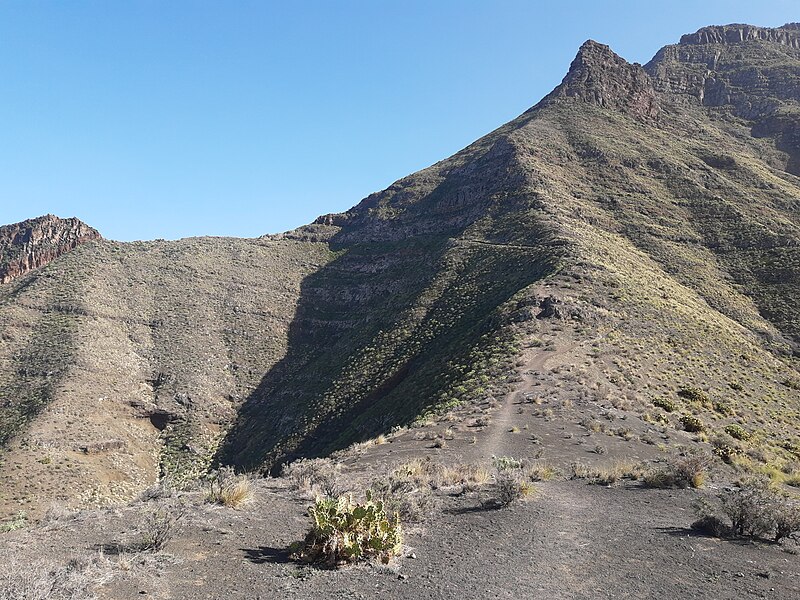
xmin=1 ymin=23 xmax=800 ymax=514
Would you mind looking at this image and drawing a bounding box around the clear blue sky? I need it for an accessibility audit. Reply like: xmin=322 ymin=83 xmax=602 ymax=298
xmin=0 ymin=1 xmax=796 ymax=241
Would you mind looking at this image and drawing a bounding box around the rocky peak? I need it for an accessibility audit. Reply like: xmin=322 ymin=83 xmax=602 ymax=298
xmin=0 ymin=215 xmax=101 ymax=284
xmin=541 ymin=40 xmax=659 ymax=119
xmin=680 ymin=23 xmax=800 ymax=48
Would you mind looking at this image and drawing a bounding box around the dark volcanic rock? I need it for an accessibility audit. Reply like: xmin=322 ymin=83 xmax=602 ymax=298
xmin=0 ymin=214 xmax=101 ymax=283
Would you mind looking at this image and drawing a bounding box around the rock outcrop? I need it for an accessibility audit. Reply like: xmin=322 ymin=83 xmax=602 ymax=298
xmin=540 ymin=40 xmax=660 ymax=119
xmin=0 ymin=215 xmax=101 ymax=283
xmin=680 ymin=23 xmax=800 ymax=47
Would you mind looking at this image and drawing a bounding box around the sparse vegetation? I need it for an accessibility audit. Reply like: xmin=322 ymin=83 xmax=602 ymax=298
xmin=0 ymin=552 xmax=112 ymax=600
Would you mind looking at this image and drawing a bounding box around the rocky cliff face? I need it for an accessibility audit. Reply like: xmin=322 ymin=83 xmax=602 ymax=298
xmin=540 ymin=40 xmax=660 ymax=120
xmin=647 ymin=23 xmax=800 ymax=115
xmin=0 ymin=215 xmax=101 ymax=284
xmin=680 ymin=23 xmax=800 ymax=47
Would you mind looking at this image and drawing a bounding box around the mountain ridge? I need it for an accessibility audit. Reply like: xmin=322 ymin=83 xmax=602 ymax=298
xmin=1 ymin=23 xmax=799 ymax=513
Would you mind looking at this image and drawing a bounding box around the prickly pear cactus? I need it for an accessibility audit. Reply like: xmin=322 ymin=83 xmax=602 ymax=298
xmin=299 ymin=491 xmax=403 ymax=565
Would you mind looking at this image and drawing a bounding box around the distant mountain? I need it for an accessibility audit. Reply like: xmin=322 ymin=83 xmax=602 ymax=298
xmin=1 ymin=23 xmax=799 ymax=514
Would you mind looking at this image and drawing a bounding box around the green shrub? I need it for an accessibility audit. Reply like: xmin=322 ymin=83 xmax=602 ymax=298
xmin=492 ymin=456 xmax=522 ymax=471
xmin=653 ymin=397 xmax=678 ymax=412
xmin=712 ymin=401 xmax=735 ymax=416
xmin=0 ymin=511 xmax=27 ymax=533
xmin=294 ymin=493 xmax=403 ymax=565
xmin=679 ymin=415 xmax=704 ymax=433
xmin=711 ymin=434 xmax=743 ymax=463
xmin=724 ymin=424 xmax=751 ymax=442
xmin=678 ymin=387 xmax=711 ymax=407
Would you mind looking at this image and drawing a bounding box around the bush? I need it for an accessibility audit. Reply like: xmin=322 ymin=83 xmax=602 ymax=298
xmin=643 ymin=449 xmax=712 ymax=489
xmin=774 ymin=501 xmax=800 ymax=542
xmin=653 ymin=398 xmax=678 ymax=412
xmin=691 ymin=514 xmax=731 ymax=538
xmin=678 ymin=387 xmax=711 ymax=407
xmin=711 ymin=434 xmax=743 ymax=463
xmin=282 ymin=458 xmax=342 ymax=498
xmin=485 ymin=456 xmax=534 ymax=506
xmin=136 ymin=508 xmax=182 ymax=552
xmin=679 ymin=415 xmax=704 ymax=433
xmin=493 ymin=469 xmax=534 ymax=506
xmin=293 ymin=493 xmax=403 ymax=565
xmin=696 ymin=477 xmax=800 ymax=541
xmin=713 ymin=401 xmax=735 ymax=416
xmin=720 ymin=478 xmax=778 ymax=538
xmin=492 ymin=456 xmax=522 ymax=471
xmin=0 ymin=511 xmax=27 ymax=533
xmin=724 ymin=424 xmax=751 ymax=442
xmin=369 ymin=475 xmax=437 ymax=523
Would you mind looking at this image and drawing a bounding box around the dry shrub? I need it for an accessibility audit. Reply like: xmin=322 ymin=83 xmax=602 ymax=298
xmin=570 ymin=460 xmax=642 ymax=486
xmin=135 ymin=507 xmax=183 ymax=552
xmin=139 ymin=476 xmax=176 ymax=502
xmin=493 ymin=469 xmax=534 ymax=507
xmin=694 ymin=477 xmax=800 ymax=542
xmin=643 ymin=449 xmax=712 ymax=489
xmin=282 ymin=458 xmax=342 ymax=498
xmin=0 ymin=552 xmax=112 ymax=600
xmin=370 ymin=474 xmax=437 ymax=523
xmin=486 ymin=456 xmax=534 ymax=507
xmin=524 ymin=462 xmax=560 ymax=482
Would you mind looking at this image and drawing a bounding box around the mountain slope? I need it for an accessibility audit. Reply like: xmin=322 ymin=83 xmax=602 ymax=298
xmin=1 ymin=23 xmax=800 ymax=514
xmin=222 ymin=24 xmax=800 ymax=472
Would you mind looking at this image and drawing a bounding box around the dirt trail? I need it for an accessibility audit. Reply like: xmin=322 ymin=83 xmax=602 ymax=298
xmin=477 ymin=341 xmax=573 ymax=461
